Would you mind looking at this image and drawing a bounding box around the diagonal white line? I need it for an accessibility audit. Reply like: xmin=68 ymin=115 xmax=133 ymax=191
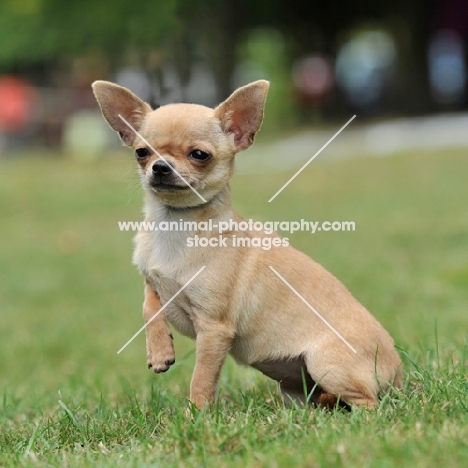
xmin=268 ymin=266 xmax=357 ymax=354
xmin=117 ymin=266 xmax=206 ymax=354
xmin=118 ymin=114 xmax=207 ymax=203
xmin=268 ymin=115 xmax=356 ymax=202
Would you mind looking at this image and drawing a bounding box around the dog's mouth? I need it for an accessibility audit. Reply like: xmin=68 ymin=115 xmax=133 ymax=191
xmin=150 ymin=182 xmax=191 ymax=192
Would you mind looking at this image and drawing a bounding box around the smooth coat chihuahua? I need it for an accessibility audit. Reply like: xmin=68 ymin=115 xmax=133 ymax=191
xmin=92 ymin=80 xmax=402 ymax=410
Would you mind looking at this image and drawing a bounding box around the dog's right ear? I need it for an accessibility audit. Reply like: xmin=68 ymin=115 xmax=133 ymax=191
xmin=92 ymin=81 xmax=151 ymax=146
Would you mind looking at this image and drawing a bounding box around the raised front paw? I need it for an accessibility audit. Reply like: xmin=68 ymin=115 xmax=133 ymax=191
xmin=147 ymin=332 xmax=176 ymax=373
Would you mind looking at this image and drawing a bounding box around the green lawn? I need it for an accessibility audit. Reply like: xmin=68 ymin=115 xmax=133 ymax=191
xmin=0 ymin=147 xmax=467 ymax=467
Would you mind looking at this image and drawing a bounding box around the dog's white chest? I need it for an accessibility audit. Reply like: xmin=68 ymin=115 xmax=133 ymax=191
xmin=132 ymin=201 xmax=197 ymax=278
xmin=133 ymin=228 xmax=191 ymax=279
xmin=133 ymin=226 xmax=199 ymax=338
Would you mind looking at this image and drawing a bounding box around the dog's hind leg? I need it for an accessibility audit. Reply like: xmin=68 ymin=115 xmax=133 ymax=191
xmin=303 ymin=349 xmax=379 ymax=409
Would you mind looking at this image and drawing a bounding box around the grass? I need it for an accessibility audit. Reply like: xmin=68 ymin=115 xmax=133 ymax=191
xmin=0 ymin=147 xmax=467 ymax=467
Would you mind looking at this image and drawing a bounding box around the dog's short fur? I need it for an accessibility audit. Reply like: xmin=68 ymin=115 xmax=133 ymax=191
xmin=93 ymin=80 xmax=402 ymax=410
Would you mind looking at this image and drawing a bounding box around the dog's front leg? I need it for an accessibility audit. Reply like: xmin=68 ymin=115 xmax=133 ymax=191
xmin=190 ymin=322 xmax=234 ymax=409
xmin=143 ymin=280 xmax=176 ymax=373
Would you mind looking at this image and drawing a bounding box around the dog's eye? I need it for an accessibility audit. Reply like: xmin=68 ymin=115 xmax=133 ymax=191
xmin=189 ymin=149 xmax=211 ymax=162
xmin=135 ymin=148 xmax=150 ymax=159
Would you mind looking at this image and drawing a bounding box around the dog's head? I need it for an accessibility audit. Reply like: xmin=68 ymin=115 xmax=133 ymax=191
xmin=92 ymin=80 xmax=269 ymax=208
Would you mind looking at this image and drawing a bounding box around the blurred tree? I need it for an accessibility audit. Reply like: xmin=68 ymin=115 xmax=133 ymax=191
xmin=175 ymin=0 xmax=246 ymax=101
xmin=0 ymin=0 xmax=179 ymax=76
xmin=0 ymin=0 xmax=439 ymax=113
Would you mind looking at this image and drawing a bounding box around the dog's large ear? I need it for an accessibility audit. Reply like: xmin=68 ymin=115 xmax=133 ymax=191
xmin=215 ymin=80 xmax=269 ymax=152
xmin=92 ymin=81 xmax=152 ymax=146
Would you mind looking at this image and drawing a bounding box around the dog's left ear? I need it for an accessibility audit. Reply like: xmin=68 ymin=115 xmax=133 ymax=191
xmin=215 ymin=80 xmax=269 ymax=152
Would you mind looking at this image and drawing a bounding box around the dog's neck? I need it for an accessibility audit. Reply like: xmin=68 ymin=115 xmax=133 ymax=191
xmin=145 ymin=186 xmax=234 ymax=224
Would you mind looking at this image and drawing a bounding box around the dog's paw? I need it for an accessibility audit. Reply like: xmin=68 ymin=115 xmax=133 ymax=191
xmin=190 ymin=395 xmax=208 ymax=411
xmin=189 ymin=391 xmax=214 ymax=410
xmin=146 ymin=332 xmax=175 ymax=373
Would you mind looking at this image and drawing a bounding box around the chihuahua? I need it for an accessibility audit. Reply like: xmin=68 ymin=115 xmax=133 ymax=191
xmin=92 ymin=79 xmax=402 ymax=410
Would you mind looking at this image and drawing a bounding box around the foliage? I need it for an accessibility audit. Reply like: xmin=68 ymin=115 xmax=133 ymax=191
xmin=0 ymin=0 xmax=180 ymax=66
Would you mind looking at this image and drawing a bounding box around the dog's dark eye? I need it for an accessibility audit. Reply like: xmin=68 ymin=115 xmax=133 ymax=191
xmin=189 ymin=149 xmax=211 ymax=162
xmin=135 ymin=148 xmax=150 ymax=159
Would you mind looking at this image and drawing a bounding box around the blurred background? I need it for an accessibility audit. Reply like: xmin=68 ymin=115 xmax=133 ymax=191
xmin=1 ymin=0 xmax=467 ymax=421
xmin=1 ymin=0 xmax=468 ymax=154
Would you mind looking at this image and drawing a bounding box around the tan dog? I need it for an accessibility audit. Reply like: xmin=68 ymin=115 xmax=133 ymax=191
xmin=92 ymin=80 xmax=402 ymax=410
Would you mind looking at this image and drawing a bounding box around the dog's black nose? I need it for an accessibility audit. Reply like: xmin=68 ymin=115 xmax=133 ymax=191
xmin=152 ymin=160 xmax=173 ymax=176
